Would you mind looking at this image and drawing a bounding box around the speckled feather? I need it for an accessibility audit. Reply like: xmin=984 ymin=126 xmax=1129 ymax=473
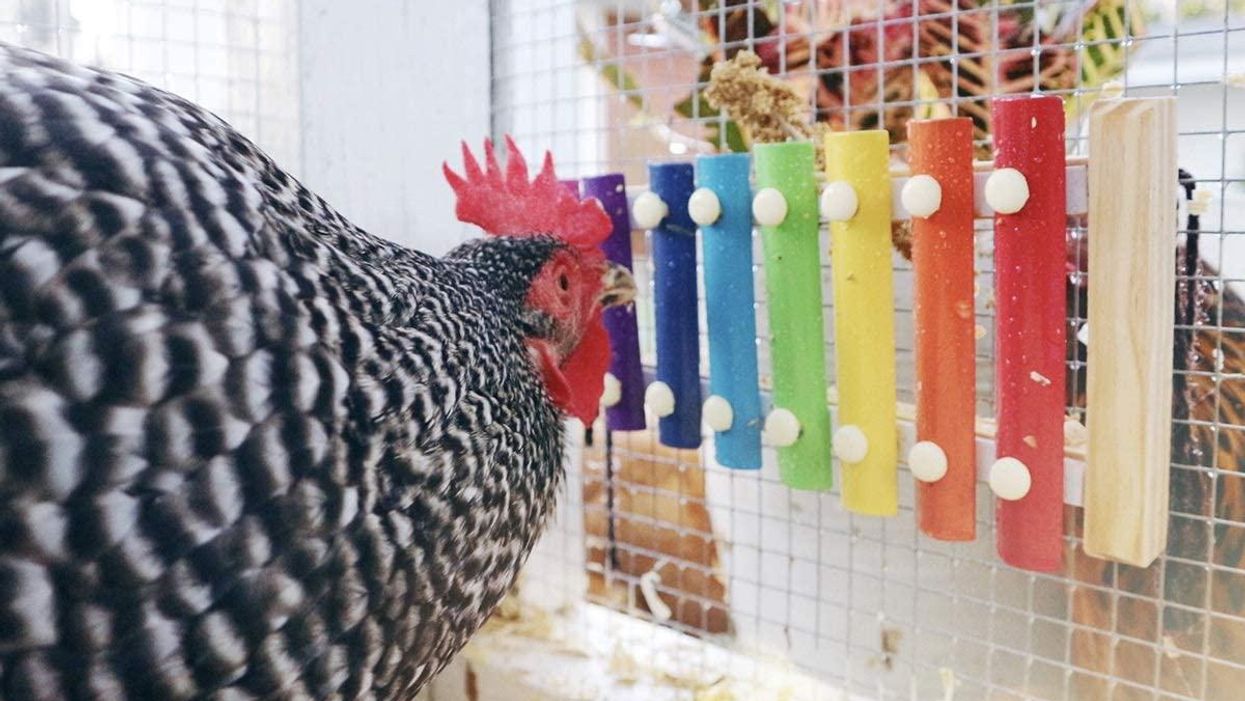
xmin=0 ymin=44 xmax=570 ymax=700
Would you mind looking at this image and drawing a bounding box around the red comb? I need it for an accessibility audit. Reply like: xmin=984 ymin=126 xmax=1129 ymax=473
xmin=443 ymin=136 xmax=611 ymax=251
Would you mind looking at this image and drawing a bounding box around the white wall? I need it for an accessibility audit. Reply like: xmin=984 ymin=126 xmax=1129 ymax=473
xmin=298 ymin=0 xmax=491 ymax=255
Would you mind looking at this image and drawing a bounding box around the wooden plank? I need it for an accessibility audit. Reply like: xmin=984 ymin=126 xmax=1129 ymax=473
xmin=1083 ymin=97 xmax=1177 ymax=567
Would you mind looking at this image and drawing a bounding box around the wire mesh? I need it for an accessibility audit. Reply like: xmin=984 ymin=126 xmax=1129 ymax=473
xmin=0 ymin=0 xmax=301 ymax=173
xmin=494 ymin=1 xmax=1245 ymax=699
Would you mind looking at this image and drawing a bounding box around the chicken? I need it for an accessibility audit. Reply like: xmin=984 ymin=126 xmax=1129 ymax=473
xmin=0 ymin=43 xmax=630 ymax=700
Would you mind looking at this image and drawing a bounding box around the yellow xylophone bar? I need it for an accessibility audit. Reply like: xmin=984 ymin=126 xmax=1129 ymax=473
xmin=824 ymin=130 xmax=899 ymax=516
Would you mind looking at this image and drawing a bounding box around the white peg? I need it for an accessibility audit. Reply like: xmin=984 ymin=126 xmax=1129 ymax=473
xmin=989 ymin=457 xmax=1032 ymax=501
xmin=752 ymin=188 xmax=788 ymax=227
xmin=762 ymin=408 xmax=801 ymax=447
xmin=600 ymin=372 xmax=622 ymax=408
xmin=901 ymin=174 xmax=943 ymax=218
xmin=820 ymin=181 xmax=859 ymax=222
xmin=644 ymin=381 xmax=675 ymax=418
xmin=632 ymin=191 xmax=668 ymax=230
xmin=984 ymin=168 xmax=1030 ymax=215
xmin=833 ymin=425 xmax=869 ymax=464
xmin=638 ymin=569 xmax=672 ymax=621
xmin=907 ymin=441 xmax=948 ymax=483
xmin=688 ymin=188 xmax=722 ymax=226
xmin=702 ymin=395 xmax=734 ymax=432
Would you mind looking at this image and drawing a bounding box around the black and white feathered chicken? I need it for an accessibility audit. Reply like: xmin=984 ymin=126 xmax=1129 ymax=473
xmin=0 ymin=43 xmax=630 ymax=700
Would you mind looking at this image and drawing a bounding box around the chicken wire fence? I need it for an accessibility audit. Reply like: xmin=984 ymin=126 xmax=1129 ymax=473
xmin=493 ymin=1 xmax=1245 ymax=700
xmin=0 ymin=0 xmax=301 ymax=170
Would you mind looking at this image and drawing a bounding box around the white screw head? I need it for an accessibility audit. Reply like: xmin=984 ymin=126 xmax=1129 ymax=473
xmin=688 ymin=188 xmax=722 ymax=226
xmin=601 ymin=372 xmax=622 ymax=408
xmin=984 ymin=168 xmax=1030 ymax=215
xmin=989 ymin=457 xmax=1032 ymax=501
xmin=901 ymin=174 xmax=943 ymax=218
xmin=820 ymin=181 xmax=859 ymax=222
xmin=762 ymin=408 xmax=801 ymax=447
xmin=702 ymin=394 xmax=734 ymax=432
xmin=833 ymin=424 xmax=869 ymax=464
xmin=644 ymin=381 xmax=676 ymax=418
xmin=752 ymin=187 xmax=788 ymax=227
xmin=908 ymin=440 xmax=948 ymax=483
xmin=632 ymin=191 xmax=668 ymax=230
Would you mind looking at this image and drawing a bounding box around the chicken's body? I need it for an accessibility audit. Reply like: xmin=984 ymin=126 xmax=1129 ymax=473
xmin=0 ymin=44 xmax=573 ymax=700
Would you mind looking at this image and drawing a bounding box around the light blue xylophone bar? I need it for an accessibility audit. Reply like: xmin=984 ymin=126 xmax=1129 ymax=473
xmin=697 ymin=153 xmax=762 ymax=469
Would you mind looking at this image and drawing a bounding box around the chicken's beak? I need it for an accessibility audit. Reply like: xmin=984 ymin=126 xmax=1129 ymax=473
xmin=598 ymin=262 xmax=636 ymax=308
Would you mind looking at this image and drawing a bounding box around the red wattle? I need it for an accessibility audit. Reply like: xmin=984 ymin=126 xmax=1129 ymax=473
xmin=558 ymin=310 xmax=609 ymax=425
xmin=526 ymin=312 xmax=610 ymax=426
xmin=529 ymin=338 xmax=573 ymax=413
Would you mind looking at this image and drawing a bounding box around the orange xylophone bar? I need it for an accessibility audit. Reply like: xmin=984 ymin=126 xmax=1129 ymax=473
xmin=906 ymin=118 xmax=977 ymax=542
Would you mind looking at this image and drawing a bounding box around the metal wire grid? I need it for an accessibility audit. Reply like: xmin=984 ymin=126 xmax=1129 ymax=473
xmin=493 ymin=1 xmax=1245 ymax=699
xmin=0 ymin=0 xmax=302 ymax=173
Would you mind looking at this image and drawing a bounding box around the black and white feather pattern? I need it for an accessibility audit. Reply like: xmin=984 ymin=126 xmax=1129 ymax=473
xmin=0 ymin=44 xmax=569 ymax=700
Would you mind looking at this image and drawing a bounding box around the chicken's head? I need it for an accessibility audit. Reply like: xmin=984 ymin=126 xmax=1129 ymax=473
xmin=444 ymin=137 xmax=632 ymax=426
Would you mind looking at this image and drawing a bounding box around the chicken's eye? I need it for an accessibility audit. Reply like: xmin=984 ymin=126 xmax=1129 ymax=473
xmin=558 ymin=273 xmax=570 ymax=291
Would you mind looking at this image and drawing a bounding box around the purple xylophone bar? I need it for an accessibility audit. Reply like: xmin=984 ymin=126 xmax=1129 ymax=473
xmin=583 ymin=173 xmax=646 ymax=431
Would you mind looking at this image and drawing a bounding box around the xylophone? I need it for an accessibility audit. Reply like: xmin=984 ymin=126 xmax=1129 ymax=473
xmin=572 ymin=95 xmax=1178 ymax=574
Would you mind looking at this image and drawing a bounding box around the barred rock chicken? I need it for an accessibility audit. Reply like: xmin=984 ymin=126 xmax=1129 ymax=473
xmin=0 ymin=44 xmax=630 ymax=700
